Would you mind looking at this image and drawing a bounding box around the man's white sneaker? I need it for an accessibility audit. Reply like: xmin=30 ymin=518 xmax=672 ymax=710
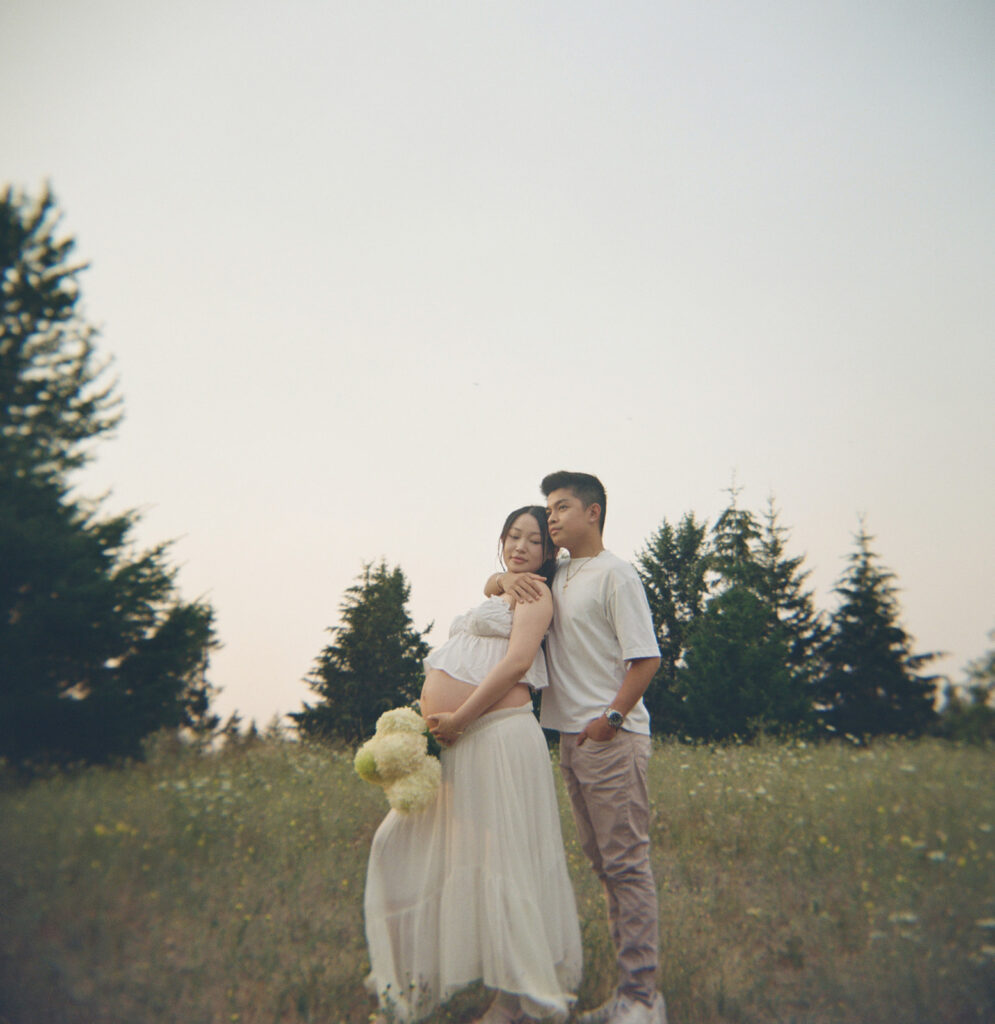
xmin=652 ymin=991 xmax=668 ymax=1024
xmin=606 ymin=996 xmax=657 ymax=1024
xmin=576 ymin=992 xmax=619 ymax=1024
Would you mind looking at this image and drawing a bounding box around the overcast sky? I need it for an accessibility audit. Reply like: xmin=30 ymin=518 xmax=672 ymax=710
xmin=3 ymin=0 xmax=992 ymax=727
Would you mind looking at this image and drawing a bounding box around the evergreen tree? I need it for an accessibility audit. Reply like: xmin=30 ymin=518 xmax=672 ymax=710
xmin=292 ymin=561 xmax=431 ymax=744
xmin=710 ymin=488 xmax=763 ymax=593
xmin=678 ymin=587 xmax=797 ymax=741
xmin=935 ymin=631 xmax=995 ymax=743
xmin=0 ymin=185 xmax=218 ymax=764
xmin=816 ymin=526 xmax=938 ymax=738
xmin=756 ymin=497 xmax=827 ymax=688
xmin=675 ymin=490 xmax=815 ymax=740
xmin=1 ymin=185 xmax=120 ymax=481
xmin=636 ymin=512 xmax=710 ymax=733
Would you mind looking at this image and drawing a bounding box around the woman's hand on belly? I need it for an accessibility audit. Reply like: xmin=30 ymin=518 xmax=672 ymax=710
xmin=426 ymin=711 xmax=462 ymax=746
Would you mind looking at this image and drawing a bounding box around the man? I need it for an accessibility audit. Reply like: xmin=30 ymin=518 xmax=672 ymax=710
xmin=487 ymin=471 xmax=666 ymax=1024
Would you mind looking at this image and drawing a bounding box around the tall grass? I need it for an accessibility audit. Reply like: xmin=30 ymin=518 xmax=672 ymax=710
xmin=1 ymin=737 xmax=992 ymax=1024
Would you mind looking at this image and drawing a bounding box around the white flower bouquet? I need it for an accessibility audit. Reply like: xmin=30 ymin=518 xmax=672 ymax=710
xmin=353 ymin=706 xmax=442 ymax=813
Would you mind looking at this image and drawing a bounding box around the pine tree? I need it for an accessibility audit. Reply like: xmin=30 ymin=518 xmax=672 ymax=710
xmin=675 ymin=490 xmax=815 ymax=740
xmin=936 ymin=631 xmax=995 ymax=743
xmin=817 ymin=526 xmax=938 ymax=738
xmin=756 ymin=497 xmax=827 ymax=688
xmin=678 ymin=587 xmax=796 ymax=741
xmin=636 ymin=512 xmax=710 ymax=733
xmin=710 ymin=488 xmax=763 ymax=593
xmin=0 ymin=185 xmax=218 ymax=764
xmin=292 ymin=561 xmax=431 ymax=743
xmin=1 ymin=185 xmax=120 ymax=481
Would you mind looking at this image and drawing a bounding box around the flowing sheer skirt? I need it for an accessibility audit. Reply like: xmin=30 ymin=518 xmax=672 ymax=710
xmin=364 ymin=705 xmax=582 ymax=1021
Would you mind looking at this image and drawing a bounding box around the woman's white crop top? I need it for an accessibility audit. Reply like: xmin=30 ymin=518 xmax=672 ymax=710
xmin=424 ymin=596 xmax=549 ymax=690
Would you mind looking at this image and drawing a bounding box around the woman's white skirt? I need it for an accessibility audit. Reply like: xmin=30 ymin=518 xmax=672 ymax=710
xmin=364 ymin=704 xmax=582 ymax=1021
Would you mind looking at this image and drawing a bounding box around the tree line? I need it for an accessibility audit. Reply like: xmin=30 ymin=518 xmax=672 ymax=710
xmin=3 ymin=185 xmax=992 ymax=767
xmin=293 ymin=508 xmax=993 ymax=747
xmin=636 ymin=496 xmax=938 ymax=742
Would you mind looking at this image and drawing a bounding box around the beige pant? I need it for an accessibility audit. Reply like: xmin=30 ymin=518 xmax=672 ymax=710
xmin=559 ymin=730 xmax=658 ymax=1004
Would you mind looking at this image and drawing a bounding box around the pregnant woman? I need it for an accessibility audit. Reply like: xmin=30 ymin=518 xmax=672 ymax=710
xmin=364 ymin=506 xmax=582 ymax=1024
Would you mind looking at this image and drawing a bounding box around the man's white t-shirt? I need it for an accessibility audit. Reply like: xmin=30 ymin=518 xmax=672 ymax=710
xmin=540 ymin=550 xmax=660 ymax=735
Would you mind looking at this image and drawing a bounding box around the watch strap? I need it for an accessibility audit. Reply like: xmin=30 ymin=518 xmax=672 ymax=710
xmin=603 ymin=707 xmax=624 ymax=730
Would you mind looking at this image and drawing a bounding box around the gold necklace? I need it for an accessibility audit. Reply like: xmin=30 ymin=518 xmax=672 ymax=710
xmin=563 ymin=552 xmax=599 ymax=589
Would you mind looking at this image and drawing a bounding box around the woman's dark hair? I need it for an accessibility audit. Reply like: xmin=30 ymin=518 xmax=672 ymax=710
xmin=499 ymin=505 xmax=558 ymax=586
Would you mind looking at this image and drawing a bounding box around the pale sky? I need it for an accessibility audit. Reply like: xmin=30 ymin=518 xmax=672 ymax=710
xmin=3 ymin=0 xmax=992 ymax=727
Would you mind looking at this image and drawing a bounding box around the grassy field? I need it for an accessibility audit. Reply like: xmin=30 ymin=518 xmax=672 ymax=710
xmin=1 ymin=735 xmax=993 ymax=1024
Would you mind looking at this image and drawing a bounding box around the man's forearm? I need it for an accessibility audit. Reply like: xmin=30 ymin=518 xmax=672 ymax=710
xmin=484 ymin=572 xmax=505 ymax=597
xmin=610 ymin=657 xmax=661 ymax=718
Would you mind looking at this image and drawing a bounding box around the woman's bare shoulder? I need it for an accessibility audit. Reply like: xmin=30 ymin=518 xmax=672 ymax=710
xmin=511 ymin=581 xmax=553 ymax=617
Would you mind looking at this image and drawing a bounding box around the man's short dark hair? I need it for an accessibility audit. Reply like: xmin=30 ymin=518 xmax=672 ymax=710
xmin=540 ymin=471 xmax=607 ymax=533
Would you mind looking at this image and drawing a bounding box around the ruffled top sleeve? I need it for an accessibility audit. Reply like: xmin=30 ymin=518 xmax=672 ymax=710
xmin=424 ymin=596 xmax=549 ymax=691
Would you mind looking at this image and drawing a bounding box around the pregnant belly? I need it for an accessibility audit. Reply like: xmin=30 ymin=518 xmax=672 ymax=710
xmin=420 ymin=668 xmax=531 ymax=720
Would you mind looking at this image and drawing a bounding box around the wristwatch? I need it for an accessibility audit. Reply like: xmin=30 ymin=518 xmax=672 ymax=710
xmin=603 ymin=707 xmax=624 ymax=730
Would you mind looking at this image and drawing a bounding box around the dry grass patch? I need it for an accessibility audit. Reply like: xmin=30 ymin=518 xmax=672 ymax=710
xmin=1 ymin=737 xmax=992 ymax=1023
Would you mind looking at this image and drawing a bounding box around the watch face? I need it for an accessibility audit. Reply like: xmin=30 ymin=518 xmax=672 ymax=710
xmin=606 ymin=710 xmax=623 ymax=728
